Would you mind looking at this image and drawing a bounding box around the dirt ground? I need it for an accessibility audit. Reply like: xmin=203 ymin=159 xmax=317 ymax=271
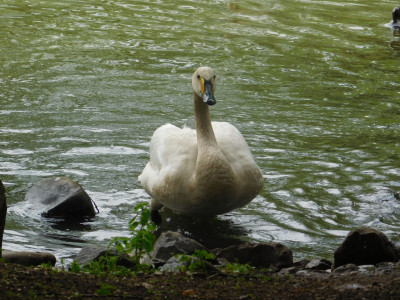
xmin=1 ymin=261 xmax=400 ymax=299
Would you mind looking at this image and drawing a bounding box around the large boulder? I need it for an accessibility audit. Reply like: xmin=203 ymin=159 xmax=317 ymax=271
xmin=2 ymin=250 xmax=56 ymax=266
xmin=144 ymin=231 xmax=206 ymax=266
xmin=25 ymin=177 xmax=96 ymax=220
xmin=333 ymin=228 xmax=400 ymax=268
xmin=213 ymin=242 xmax=293 ymax=269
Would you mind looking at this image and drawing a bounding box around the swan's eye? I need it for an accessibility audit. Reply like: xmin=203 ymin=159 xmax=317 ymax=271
xmin=197 ymin=75 xmax=200 ymax=79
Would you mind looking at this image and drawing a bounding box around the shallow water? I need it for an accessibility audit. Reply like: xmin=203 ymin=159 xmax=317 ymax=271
xmin=1 ymin=0 xmax=399 ymax=263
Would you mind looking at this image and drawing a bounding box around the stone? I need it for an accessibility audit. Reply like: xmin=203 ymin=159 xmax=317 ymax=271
xmin=213 ymin=242 xmax=293 ymax=269
xmin=25 ymin=177 xmax=96 ymax=220
xmin=145 ymin=231 xmax=206 ymax=266
xmin=159 ymin=255 xmax=190 ymax=273
xmin=306 ymin=258 xmax=332 ymax=270
xmin=0 ymin=179 xmax=7 ymax=258
xmin=333 ymin=227 xmax=400 ymax=268
xmin=293 ymin=259 xmax=310 ymax=268
xmin=333 ymin=263 xmax=359 ymax=274
xmin=2 ymin=250 xmax=56 ymax=266
xmin=73 ymin=246 xmax=134 ymax=268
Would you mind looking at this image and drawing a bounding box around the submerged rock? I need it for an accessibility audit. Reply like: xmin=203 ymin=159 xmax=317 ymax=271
xmin=213 ymin=242 xmax=293 ymax=269
xmin=25 ymin=177 xmax=96 ymax=220
xmin=333 ymin=227 xmax=400 ymax=269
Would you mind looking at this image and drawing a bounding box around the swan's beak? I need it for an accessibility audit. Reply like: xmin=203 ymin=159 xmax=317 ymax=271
xmin=202 ymin=80 xmax=216 ymax=106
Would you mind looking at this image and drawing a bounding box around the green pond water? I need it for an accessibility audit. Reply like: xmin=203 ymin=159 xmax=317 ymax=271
xmin=1 ymin=0 xmax=399 ymax=263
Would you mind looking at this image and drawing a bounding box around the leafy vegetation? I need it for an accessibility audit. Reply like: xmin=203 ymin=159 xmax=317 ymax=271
xmin=111 ymin=202 xmax=157 ymax=263
xmin=69 ymin=202 xmax=156 ymax=276
xmin=66 ymin=202 xmax=256 ymax=277
xmin=96 ymin=283 xmax=117 ymax=296
xmin=70 ymin=255 xmax=133 ymax=277
xmin=223 ymin=262 xmax=254 ymax=274
xmin=177 ymin=249 xmax=216 ymax=272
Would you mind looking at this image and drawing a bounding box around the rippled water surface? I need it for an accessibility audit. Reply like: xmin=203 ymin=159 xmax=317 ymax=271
xmin=1 ymin=0 xmax=400 ymax=263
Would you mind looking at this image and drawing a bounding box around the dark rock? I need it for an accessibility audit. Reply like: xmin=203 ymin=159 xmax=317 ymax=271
xmin=213 ymin=242 xmax=293 ymax=269
xmin=25 ymin=177 xmax=96 ymax=220
xmin=333 ymin=227 xmax=400 ymax=268
xmin=293 ymin=259 xmax=310 ymax=268
xmin=2 ymin=250 xmax=56 ymax=266
xmin=145 ymin=231 xmax=206 ymax=266
xmin=306 ymin=259 xmax=332 ymax=270
xmin=73 ymin=246 xmax=134 ymax=268
xmin=0 ymin=179 xmax=7 ymax=258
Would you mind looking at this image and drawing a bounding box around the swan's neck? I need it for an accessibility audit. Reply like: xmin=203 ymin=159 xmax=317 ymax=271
xmin=191 ymin=92 xmax=235 ymax=201
xmin=193 ymin=92 xmax=218 ymax=148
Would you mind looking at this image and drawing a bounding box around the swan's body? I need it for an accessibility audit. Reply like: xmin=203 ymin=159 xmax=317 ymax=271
xmin=386 ymin=7 xmax=400 ymax=30
xmin=139 ymin=67 xmax=263 ymax=222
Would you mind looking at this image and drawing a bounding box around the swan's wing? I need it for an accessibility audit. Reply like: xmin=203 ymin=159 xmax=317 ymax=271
xmin=213 ymin=121 xmax=263 ymax=201
xmin=213 ymin=121 xmax=261 ymax=177
xmin=139 ymin=124 xmax=197 ymax=195
xmin=212 ymin=122 xmax=255 ymax=161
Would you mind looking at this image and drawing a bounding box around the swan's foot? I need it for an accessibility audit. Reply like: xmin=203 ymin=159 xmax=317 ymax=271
xmin=150 ymin=210 xmax=162 ymax=225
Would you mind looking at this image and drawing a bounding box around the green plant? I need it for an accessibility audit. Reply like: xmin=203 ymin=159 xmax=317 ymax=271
xmin=39 ymin=262 xmax=53 ymax=270
xmin=111 ymin=202 xmax=157 ymax=263
xmin=178 ymin=250 xmax=216 ymax=272
xmin=96 ymin=283 xmax=116 ymax=296
xmin=224 ymin=263 xmax=254 ymax=274
xmin=71 ymin=255 xmax=132 ymax=277
xmin=70 ymin=260 xmax=81 ymax=273
xmin=68 ymin=202 xmax=156 ymax=277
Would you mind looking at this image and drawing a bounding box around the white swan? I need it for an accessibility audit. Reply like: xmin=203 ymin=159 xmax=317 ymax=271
xmin=139 ymin=67 xmax=264 ymax=223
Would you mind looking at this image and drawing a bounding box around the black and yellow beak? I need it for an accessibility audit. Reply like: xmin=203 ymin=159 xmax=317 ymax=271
xmin=200 ymin=77 xmax=216 ymax=106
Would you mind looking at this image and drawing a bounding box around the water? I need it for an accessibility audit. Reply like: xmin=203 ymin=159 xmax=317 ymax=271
xmin=1 ymin=0 xmax=399 ymax=264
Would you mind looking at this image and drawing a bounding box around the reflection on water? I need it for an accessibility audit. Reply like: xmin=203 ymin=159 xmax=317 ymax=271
xmin=0 ymin=0 xmax=399 ymax=263
xmin=156 ymin=208 xmax=249 ymax=249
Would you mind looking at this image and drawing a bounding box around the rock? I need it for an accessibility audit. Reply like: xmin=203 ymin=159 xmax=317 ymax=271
xmin=333 ymin=263 xmax=359 ymax=274
xmin=293 ymin=259 xmax=310 ymax=268
xmin=0 ymin=179 xmax=7 ymax=258
xmin=2 ymin=250 xmax=56 ymax=266
xmin=213 ymin=242 xmax=293 ymax=269
xmin=73 ymin=246 xmax=134 ymax=268
xmin=160 ymin=254 xmax=220 ymax=273
xmin=25 ymin=177 xmax=96 ymax=220
xmin=159 ymin=255 xmax=190 ymax=273
xmin=333 ymin=228 xmax=400 ymax=268
xmin=144 ymin=231 xmax=206 ymax=266
xmin=306 ymin=259 xmax=332 ymax=270
xmin=278 ymin=266 xmax=300 ymax=275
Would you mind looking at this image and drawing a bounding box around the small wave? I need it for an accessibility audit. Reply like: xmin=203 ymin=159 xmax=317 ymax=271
xmin=63 ymin=146 xmax=145 ymax=156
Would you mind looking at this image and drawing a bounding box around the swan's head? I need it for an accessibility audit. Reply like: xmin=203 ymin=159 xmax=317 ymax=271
xmin=192 ymin=66 xmax=216 ymax=106
xmin=393 ymin=7 xmax=400 ymax=24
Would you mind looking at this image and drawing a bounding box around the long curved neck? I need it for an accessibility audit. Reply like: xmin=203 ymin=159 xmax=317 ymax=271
xmin=194 ymin=92 xmax=218 ymax=148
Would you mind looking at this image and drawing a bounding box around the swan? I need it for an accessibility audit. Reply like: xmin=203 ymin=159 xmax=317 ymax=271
xmin=386 ymin=7 xmax=400 ymax=30
xmin=139 ymin=66 xmax=264 ymax=224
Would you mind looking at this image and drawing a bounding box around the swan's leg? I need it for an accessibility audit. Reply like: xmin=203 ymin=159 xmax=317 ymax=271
xmin=150 ymin=199 xmax=163 ymax=225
